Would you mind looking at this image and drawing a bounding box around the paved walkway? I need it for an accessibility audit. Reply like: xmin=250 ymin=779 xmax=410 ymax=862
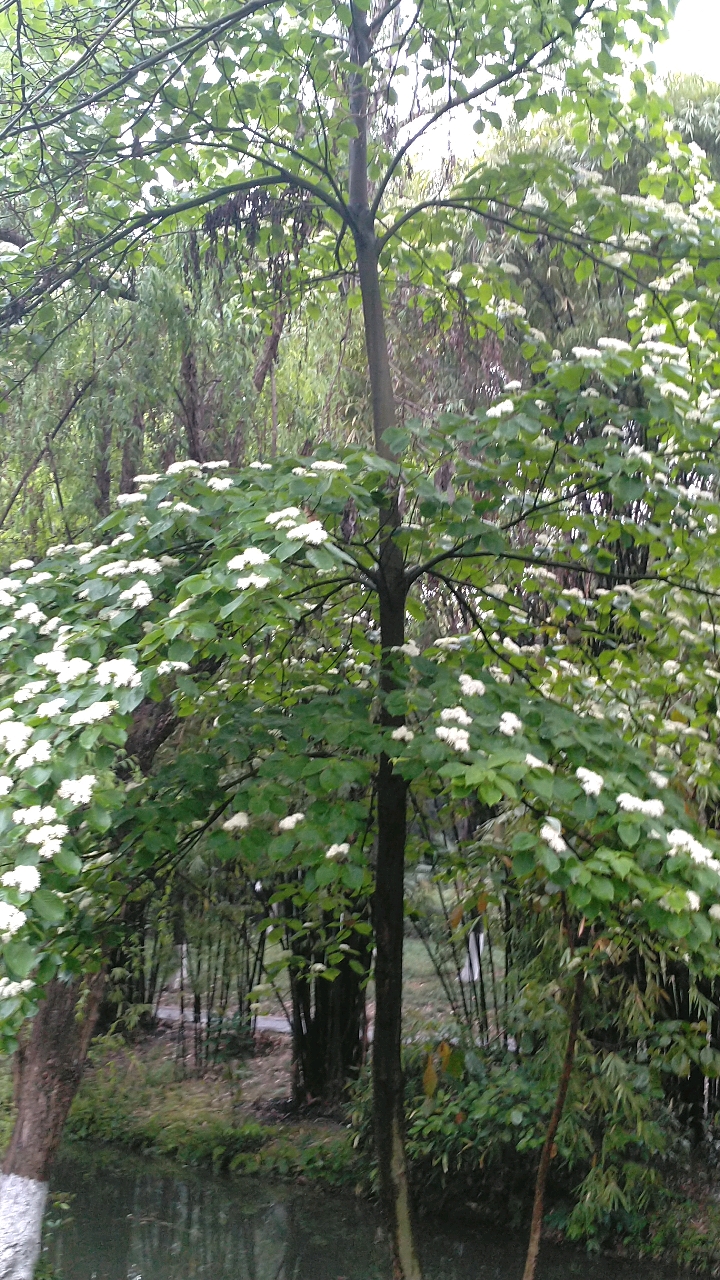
xmin=156 ymin=1004 xmax=292 ymax=1035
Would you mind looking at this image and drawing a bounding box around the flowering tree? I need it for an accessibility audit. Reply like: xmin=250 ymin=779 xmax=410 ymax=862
xmin=3 ymin=151 xmax=720 ymax=1265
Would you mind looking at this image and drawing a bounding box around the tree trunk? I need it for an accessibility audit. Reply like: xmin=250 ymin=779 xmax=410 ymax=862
xmin=0 ymin=972 xmax=105 ymax=1280
xmin=347 ymin=13 xmax=421 ymax=1273
xmin=522 ymin=970 xmax=584 ymax=1280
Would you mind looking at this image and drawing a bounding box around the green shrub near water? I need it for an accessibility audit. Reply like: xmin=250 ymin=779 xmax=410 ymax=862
xmin=62 ymin=1041 xmax=360 ymax=1184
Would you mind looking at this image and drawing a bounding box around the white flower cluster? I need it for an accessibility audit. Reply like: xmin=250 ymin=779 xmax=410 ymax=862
xmin=36 ymin=698 xmax=66 ymax=719
xmin=498 ymin=712 xmax=523 ymax=737
xmin=116 ymin=492 xmax=147 ymax=506
xmin=285 ymin=521 xmax=329 ymax=545
xmin=312 ymin=460 xmax=347 ymax=472
xmin=440 ymin=706 xmax=472 ymax=727
xmin=0 ymin=975 xmax=33 ymax=996
xmin=249 ymin=461 xmax=272 ymax=471
xmin=228 ymin=548 xmax=270 ymax=571
xmin=435 ymin=725 xmax=470 ymax=752
xmin=0 ymin=901 xmax=27 ymax=938
xmin=667 ymin=829 xmax=720 ymax=872
xmin=391 ymin=726 xmax=414 ymax=743
xmin=118 ymin=580 xmax=153 ymax=608
xmin=576 ymin=767 xmax=604 ymax=797
xmin=35 ymin=649 xmax=91 ymax=683
xmin=14 ymin=680 xmax=48 ymax=704
xmin=157 ymin=660 xmax=189 ymax=675
xmin=278 ymin=812 xmax=305 ymax=831
xmin=207 ymin=476 xmax=233 ymax=492
xmin=236 ymin=574 xmax=270 ymax=590
xmin=526 ymin=754 xmax=553 ymax=772
xmin=265 ymin=507 xmax=300 ymax=528
xmin=26 ymin=824 xmax=68 ymax=859
xmin=616 ymin=792 xmax=665 ymax=817
xmin=541 ymin=820 xmax=567 ymax=855
xmin=459 ymin=674 xmax=485 ymax=697
xmin=223 ymin=812 xmax=249 ymax=831
xmin=166 ymin=459 xmax=202 ymax=476
xmin=95 ymin=659 xmax=141 ymax=688
xmin=16 ymin=741 xmax=51 ymax=770
xmin=326 ymin=842 xmax=350 ymax=860
xmin=68 ymin=701 xmax=118 ymax=727
xmin=486 ymin=399 xmax=514 ymax=418
xmin=1 ymin=866 xmax=40 ymax=893
xmin=13 ymin=805 xmax=56 ymax=825
xmin=58 ymin=775 xmax=97 ymax=806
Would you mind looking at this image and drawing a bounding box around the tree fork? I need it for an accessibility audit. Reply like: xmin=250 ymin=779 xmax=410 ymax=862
xmin=0 ymin=971 xmax=106 ymax=1280
xmin=522 ymin=969 xmax=585 ymax=1280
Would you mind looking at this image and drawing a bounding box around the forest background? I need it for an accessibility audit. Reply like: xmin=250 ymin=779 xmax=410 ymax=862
xmin=3 ymin=2 xmax=720 ymax=1280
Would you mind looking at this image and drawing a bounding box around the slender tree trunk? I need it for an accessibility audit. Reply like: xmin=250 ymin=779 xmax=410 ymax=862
xmin=0 ymin=973 xmax=105 ymax=1280
xmin=522 ymin=971 xmax=584 ymax=1280
xmin=348 ymin=10 xmax=421 ymax=1274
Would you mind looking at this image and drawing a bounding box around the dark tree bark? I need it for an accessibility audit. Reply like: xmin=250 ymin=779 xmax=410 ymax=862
xmin=119 ymin=408 xmax=145 ymax=493
xmin=94 ymin=420 xmax=113 ymax=517
xmin=289 ymin=923 xmax=371 ymax=1105
xmin=348 ymin=9 xmax=421 ymax=1276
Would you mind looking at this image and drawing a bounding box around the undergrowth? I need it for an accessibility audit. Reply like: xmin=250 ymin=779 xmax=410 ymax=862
xmin=63 ymin=1037 xmax=360 ymax=1184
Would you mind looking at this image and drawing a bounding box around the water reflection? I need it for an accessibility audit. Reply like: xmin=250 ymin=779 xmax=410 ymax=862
xmin=46 ymin=1147 xmax=679 ymax=1280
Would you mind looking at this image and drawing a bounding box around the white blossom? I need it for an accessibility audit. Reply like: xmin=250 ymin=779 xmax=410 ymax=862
xmin=133 ymin=473 xmax=162 ymax=485
xmin=116 ymin=492 xmax=147 ymax=506
xmin=616 ymin=792 xmax=665 ymax=817
xmin=26 ymin=822 xmax=67 ymax=848
xmin=249 ymin=461 xmax=272 ymax=471
xmin=13 ymin=805 xmax=57 ymax=826
xmin=435 ymin=725 xmax=470 ymax=752
xmin=0 ymin=976 xmax=32 ymax=996
xmin=10 ymin=560 xmax=33 ymax=571
xmin=459 ymin=674 xmax=486 ymax=697
xmin=278 ymin=812 xmax=305 ymax=831
xmin=207 ymin=477 xmax=233 ymax=491
xmin=236 ymin=574 xmax=270 ymax=590
xmin=26 ymin=572 xmax=52 ymax=586
xmin=203 ymin=460 xmax=230 ymax=470
xmin=168 ymin=599 xmax=192 ymax=618
xmin=69 ymin=701 xmax=118 ymax=727
xmin=97 ymin=561 xmax=129 ymax=578
xmin=223 ymin=812 xmax=249 ymax=831
xmin=173 ymin=503 xmax=199 ymax=515
xmin=13 ymin=603 xmax=46 ymax=625
xmin=391 ymin=726 xmax=415 ymax=743
xmin=14 ymin=681 xmax=48 ymax=704
xmin=486 ymin=399 xmax=515 ymax=418
xmin=34 ymin=652 xmax=91 ymax=682
xmin=526 ymin=754 xmax=553 ymax=772
xmin=126 ymin=558 xmax=163 ymax=577
xmin=35 ymin=697 xmax=66 ymax=720
xmin=648 ymin=770 xmax=669 ymax=789
xmin=667 ymin=829 xmax=720 ymax=871
xmin=392 ymin=641 xmax=420 ymax=657
xmin=228 ymin=548 xmax=271 ymax=571
xmin=326 ymin=842 xmax=350 ymax=860
xmin=541 ymin=821 xmax=567 ymax=855
xmin=95 ymin=659 xmax=141 ymax=688
xmin=0 ymin=627 xmax=17 ymax=641
xmin=312 ymin=460 xmax=347 ymax=472
xmin=0 ymin=777 xmax=13 ymax=796
xmin=15 ymin=741 xmax=52 ymax=770
xmin=440 ymin=706 xmax=472 ymax=727
xmin=710 ymin=904 xmax=720 ymax=922
xmin=265 ymin=507 xmax=301 ymax=526
xmin=157 ymin=660 xmax=189 ymax=675
xmin=498 ymin=712 xmax=523 ymax=737
xmin=576 ymin=767 xmax=604 ymax=797
xmin=2 ymin=866 xmax=40 ymax=893
xmin=58 ymin=775 xmax=97 ymax=806
xmin=78 ymin=547 xmax=106 ymax=564
xmin=0 ymin=902 xmax=27 ymax=937
xmin=687 ymin=890 xmax=701 ymax=912
xmin=285 ymin=521 xmax=329 ymax=545
xmin=0 ymin=722 xmax=32 ymax=756
xmin=118 ymin=581 xmax=153 ymax=608
xmin=111 ymin=533 xmax=135 ymax=547
xmin=166 ymin=460 xmax=202 ymax=476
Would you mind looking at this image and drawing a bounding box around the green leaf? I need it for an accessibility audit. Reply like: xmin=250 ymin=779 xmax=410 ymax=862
xmin=4 ymin=941 xmax=37 ymax=980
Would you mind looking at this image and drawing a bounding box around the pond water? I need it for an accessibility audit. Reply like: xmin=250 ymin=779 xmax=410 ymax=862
xmin=45 ymin=1146 xmax=678 ymax=1280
